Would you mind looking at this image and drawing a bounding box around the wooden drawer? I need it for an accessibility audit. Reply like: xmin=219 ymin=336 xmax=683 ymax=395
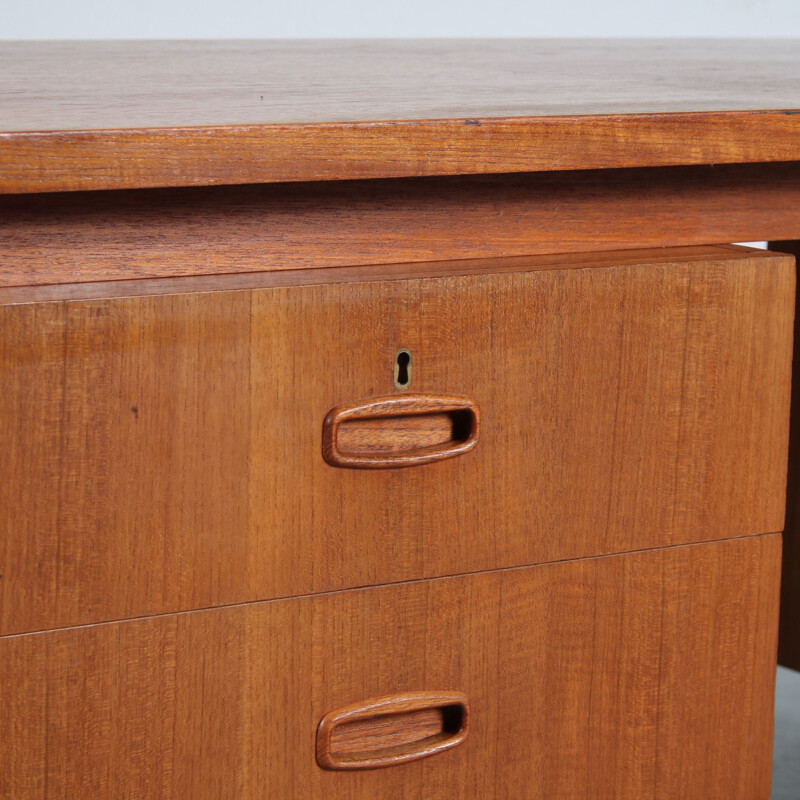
xmin=0 ymin=535 xmax=779 ymax=799
xmin=0 ymin=246 xmax=793 ymax=635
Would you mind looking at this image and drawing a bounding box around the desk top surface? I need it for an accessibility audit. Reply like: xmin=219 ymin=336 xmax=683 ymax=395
xmin=3 ymin=39 xmax=800 ymax=193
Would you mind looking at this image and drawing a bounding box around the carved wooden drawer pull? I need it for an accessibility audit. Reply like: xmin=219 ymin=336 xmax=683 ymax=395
xmin=316 ymin=691 xmax=470 ymax=770
xmin=322 ymin=394 xmax=480 ymax=469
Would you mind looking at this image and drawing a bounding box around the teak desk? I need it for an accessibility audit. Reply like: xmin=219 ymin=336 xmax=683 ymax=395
xmin=1 ymin=40 xmax=799 ymax=799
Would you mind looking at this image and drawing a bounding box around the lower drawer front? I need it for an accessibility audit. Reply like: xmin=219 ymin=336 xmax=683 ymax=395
xmin=0 ymin=535 xmax=779 ymax=800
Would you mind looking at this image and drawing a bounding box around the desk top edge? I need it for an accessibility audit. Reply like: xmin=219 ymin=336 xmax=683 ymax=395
xmin=3 ymin=39 xmax=800 ymax=193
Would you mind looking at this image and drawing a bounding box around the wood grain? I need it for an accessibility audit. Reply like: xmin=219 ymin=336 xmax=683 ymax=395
xmin=6 ymin=40 xmax=800 ymax=131
xmin=326 ymin=709 xmax=447 ymax=757
xmin=1 ymin=40 xmax=800 ymax=192
xmin=0 ymin=248 xmax=792 ymax=636
xmin=336 ymin=413 xmax=455 ymax=455
xmin=4 ymin=164 xmax=800 ymax=287
xmin=0 ymin=535 xmax=781 ymax=799
xmin=772 ymin=239 xmax=800 ymax=672
xmin=0 ymin=244 xmax=763 ymax=306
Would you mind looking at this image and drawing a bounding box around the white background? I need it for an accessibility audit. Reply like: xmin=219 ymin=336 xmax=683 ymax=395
xmin=1 ymin=0 xmax=800 ymax=39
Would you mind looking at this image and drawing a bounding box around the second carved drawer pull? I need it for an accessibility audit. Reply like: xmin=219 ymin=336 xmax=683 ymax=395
xmin=316 ymin=691 xmax=470 ymax=770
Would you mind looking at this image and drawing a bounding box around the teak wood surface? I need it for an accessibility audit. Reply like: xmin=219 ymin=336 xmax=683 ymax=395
xmin=2 ymin=40 xmax=800 ymax=192
xmin=0 ymin=244 xmax=769 ymax=305
xmin=0 ymin=536 xmax=780 ymax=800
xmin=3 ymin=164 xmax=800 ymax=287
xmin=0 ymin=247 xmax=792 ymax=636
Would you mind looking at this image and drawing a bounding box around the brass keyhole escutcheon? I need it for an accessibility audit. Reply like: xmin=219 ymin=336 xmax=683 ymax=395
xmin=394 ymin=349 xmax=412 ymax=388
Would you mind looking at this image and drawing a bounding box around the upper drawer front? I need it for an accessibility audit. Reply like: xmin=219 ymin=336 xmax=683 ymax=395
xmin=0 ymin=249 xmax=793 ymax=634
xmin=0 ymin=536 xmax=780 ymax=800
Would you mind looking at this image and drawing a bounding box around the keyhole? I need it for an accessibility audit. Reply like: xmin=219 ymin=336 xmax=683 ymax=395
xmin=394 ymin=349 xmax=412 ymax=388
